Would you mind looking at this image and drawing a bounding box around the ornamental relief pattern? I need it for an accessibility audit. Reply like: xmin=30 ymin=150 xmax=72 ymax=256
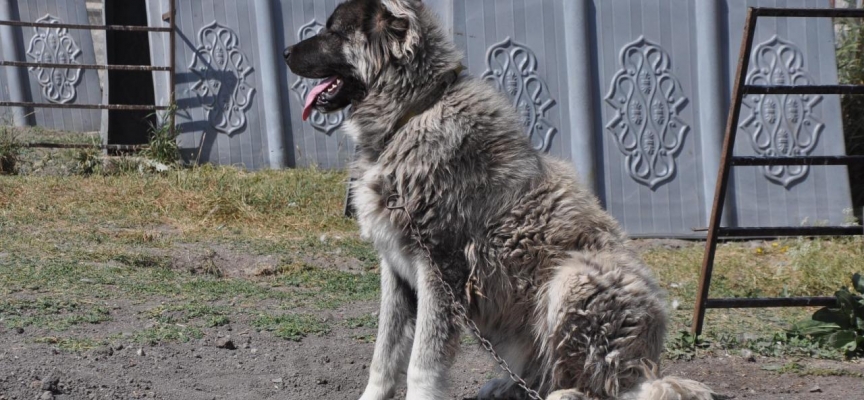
xmin=739 ymin=35 xmax=823 ymax=188
xmin=482 ymin=37 xmax=558 ymax=152
xmin=190 ymin=21 xmax=255 ymax=136
xmin=605 ymin=36 xmax=689 ymax=189
xmin=26 ymin=15 xmax=82 ymax=104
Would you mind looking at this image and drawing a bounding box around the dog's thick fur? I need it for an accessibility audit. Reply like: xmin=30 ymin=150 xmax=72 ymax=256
xmin=286 ymin=1 xmax=715 ymax=399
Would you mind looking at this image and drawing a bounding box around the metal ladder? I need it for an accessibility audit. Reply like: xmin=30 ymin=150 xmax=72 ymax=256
xmin=692 ymin=7 xmax=864 ymax=336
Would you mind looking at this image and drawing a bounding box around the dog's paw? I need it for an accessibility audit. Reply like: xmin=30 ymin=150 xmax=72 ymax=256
xmin=546 ymin=389 xmax=589 ymax=400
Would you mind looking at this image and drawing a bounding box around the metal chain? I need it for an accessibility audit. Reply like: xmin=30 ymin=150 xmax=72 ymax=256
xmin=386 ymin=195 xmax=544 ymax=400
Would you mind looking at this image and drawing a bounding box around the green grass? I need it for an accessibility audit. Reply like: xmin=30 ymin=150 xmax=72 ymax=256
xmin=133 ymin=323 xmax=204 ymax=346
xmin=33 ymin=336 xmax=104 ymax=352
xmin=344 ymin=313 xmax=378 ymax=329
xmin=0 ymin=298 xmax=111 ymax=331
xmin=252 ymin=314 xmax=331 ymax=341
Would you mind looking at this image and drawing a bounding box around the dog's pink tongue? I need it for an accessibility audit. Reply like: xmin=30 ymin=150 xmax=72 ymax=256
xmin=302 ymin=77 xmax=337 ymax=121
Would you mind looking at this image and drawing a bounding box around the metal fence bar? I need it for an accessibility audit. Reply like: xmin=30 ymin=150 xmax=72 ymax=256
xmin=731 ymin=155 xmax=864 ymax=166
xmin=0 ymin=0 xmax=177 ymax=150
xmin=0 ymin=61 xmax=170 ymax=71
xmin=0 ymin=101 xmax=168 ymax=111
xmin=744 ymin=84 xmax=864 ymax=95
xmin=754 ymin=7 xmax=864 ymax=18
xmin=23 ymin=143 xmax=149 ymax=151
xmin=717 ymin=226 xmax=864 ymax=237
xmin=691 ymin=8 xmax=758 ymax=337
xmin=0 ymin=20 xmax=170 ymax=32
xmin=705 ymin=297 xmax=838 ymax=308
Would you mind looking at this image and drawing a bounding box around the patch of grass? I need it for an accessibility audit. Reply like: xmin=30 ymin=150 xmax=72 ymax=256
xmin=0 ymin=165 xmax=353 ymax=240
xmin=133 ymin=323 xmax=203 ymax=346
xmin=141 ymin=105 xmax=179 ymax=166
xmin=143 ymin=303 xmax=230 ymax=325
xmin=351 ymin=333 xmax=376 ymax=343
xmin=252 ymin=314 xmax=330 ymax=341
xmin=665 ymin=330 xmax=710 ymax=361
xmin=278 ymin=264 xmax=379 ymax=308
xmin=646 ymin=238 xmax=864 ymax=340
xmin=34 ymin=336 xmax=103 ymax=352
xmin=111 ymin=253 xmax=172 ymax=269
xmin=0 ymin=298 xmax=111 ymax=331
xmin=72 ymin=138 xmax=103 ymax=175
xmin=207 ymin=315 xmax=230 ymax=327
xmin=344 ymin=313 xmax=378 ymax=329
xmin=0 ymin=123 xmax=22 ymax=175
xmin=762 ymin=361 xmax=864 ymax=378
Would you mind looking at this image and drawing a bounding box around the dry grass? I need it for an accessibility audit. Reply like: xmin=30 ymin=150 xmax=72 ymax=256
xmin=644 ymin=238 xmax=864 ymax=339
xmin=0 ymin=165 xmax=354 ymax=241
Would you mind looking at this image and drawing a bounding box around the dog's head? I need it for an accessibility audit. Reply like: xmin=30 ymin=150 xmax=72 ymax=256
xmin=285 ymin=0 xmax=425 ymax=121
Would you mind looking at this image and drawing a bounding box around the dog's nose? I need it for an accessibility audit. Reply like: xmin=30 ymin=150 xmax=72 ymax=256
xmin=283 ymin=46 xmax=293 ymax=60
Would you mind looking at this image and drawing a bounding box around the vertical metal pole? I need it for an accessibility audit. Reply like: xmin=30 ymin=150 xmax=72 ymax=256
xmin=563 ymin=0 xmax=600 ymax=196
xmin=254 ymin=0 xmax=286 ymax=169
xmin=168 ymin=0 xmax=176 ymax=139
xmin=695 ymin=0 xmax=731 ymax=227
xmin=0 ymin=0 xmax=30 ymax=126
xmin=691 ymin=8 xmax=759 ymax=336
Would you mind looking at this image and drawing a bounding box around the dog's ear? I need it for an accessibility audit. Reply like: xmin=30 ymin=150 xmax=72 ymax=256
xmin=379 ymin=0 xmax=421 ymax=62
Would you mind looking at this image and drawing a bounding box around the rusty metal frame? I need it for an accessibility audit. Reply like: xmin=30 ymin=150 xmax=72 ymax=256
xmin=691 ymin=7 xmax=864 ymax=336
xmin=0 ymin=0 xmax=177 ymax=149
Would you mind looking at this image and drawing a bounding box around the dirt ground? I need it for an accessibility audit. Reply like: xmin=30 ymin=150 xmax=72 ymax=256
xmin=2 ymin=170 xmax=863 ymax=399
xmin=2 ymin=298 xmax=863 ymax=400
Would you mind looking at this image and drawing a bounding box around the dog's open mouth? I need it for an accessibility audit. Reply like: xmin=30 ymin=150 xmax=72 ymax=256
xmin=302 ymin=76 xmax=343 ymax=121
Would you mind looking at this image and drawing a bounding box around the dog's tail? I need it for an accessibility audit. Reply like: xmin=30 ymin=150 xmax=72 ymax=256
xmin=616 ymin=362 xmax=714 ymax=400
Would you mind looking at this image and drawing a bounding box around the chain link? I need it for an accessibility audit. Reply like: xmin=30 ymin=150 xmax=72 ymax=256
xmin=386 ymin=195 xmax=544 ymax=400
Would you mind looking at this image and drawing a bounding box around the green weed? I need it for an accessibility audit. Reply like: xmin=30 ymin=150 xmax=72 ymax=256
xmin=252 ymin=314 xmax=330 ymax=341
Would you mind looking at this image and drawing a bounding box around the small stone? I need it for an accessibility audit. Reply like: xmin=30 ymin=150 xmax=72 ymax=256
xmin=39 ymin=390 xmax=54 ymax=400
xmin=316 ymin=378 xmax=328 ymax=385
xmin=216 ymin=336 xmax=236 ymax=350
xmin=809 ymin=385 xmax=822 ymax=393
xmin=136 ymin=348 xmax=146 ymax=357
xmin=40 ymin=375 xmax=59 ymax=392
xmin=740 ymin=349 xmax=756 ymax=362
xmin=250 ymin=348 xmax=258 ymax=354
xmin=112 ymin=343 xmax=124 ymax=351
xmin=92 ymin=346 xmax=113 ymax=357
xmin=271 ymin=378 xmax=283 ymax=384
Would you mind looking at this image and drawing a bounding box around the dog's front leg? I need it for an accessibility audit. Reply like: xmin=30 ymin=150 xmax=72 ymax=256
xmin=405 ymin=265 xmax=461 ymax=400
xmin=360 ymin=258 xmax=417 ymax=400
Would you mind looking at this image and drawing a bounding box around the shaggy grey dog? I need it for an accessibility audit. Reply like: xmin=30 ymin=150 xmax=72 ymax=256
xmin=286 ymin=1 xmax=715 ymax=399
